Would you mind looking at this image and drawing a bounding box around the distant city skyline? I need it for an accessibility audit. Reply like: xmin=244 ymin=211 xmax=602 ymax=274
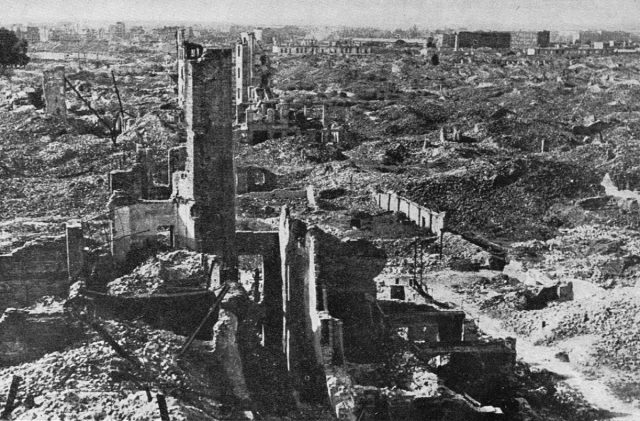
xmin=2 ymin=0 xmax=640 ymax=31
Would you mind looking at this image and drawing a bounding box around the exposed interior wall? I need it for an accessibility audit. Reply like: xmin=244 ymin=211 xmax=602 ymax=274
xmin=305 ymin=232 xmax=324 ymax=366
xmin=279 ymin=208 xmax=328 ymax=404
xmin=110 ymin=164 xmax=148 ymax=201
xmin=109 ymin=201 xmax=176 ymax=262
xmin=601 ymin=173 xmax=640 ymax=212
xmin=235 ymin=231 xmax=282 ymax=348
xmin=311 ymin=229 xmax=385 ymax=361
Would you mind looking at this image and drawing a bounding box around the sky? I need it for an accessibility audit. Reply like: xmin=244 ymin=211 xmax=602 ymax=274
xmin=1 ymin=0 xmax=639 ymax=31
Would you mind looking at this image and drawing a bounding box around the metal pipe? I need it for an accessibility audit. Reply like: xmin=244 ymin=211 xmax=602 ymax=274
xmin=177 ymin=283 xmax=230 ymax=358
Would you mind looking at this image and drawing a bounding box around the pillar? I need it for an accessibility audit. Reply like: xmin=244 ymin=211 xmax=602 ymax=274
xmin=43 ymin=66 xmax=66 ymax=120
xmin=332 ymin=319 xmax=345 ymax=365
xmin=177 ymin=29 xmax=186 ymax=108
xmin=66 ymin=220 xmax=84 ymax=281
xmin=176 ymin=48 xmax=237 ymax=280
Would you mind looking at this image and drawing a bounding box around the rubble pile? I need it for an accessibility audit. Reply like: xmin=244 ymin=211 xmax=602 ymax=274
xmin=0 ymin=319 xmax=226 ymax=421
xmin=507 ymin=362 xmax=611 ymax=421
xmin=236 ymin=192 xmax=307 ymax=219
xmin=107 ymin=250 xmax=208 ymax=296
xmin=236 ymin=136 xmax=315 ymax=175
xmin=404 ymin=156 xmax=603 ymax=241
xmin=502 ymin=289 xmax=640 ymax=372
xmin=453 ymin=274 xmax=529 ymax=311
xmin=0 ymin=218 xmax=67 ymax=253
xmin=116 ymin=111 xmax=183 ymax=150
xmin=511 ymin=224 xmax=640 ymax=288
xmin=0 ymin=109 xmax=111 ymax=221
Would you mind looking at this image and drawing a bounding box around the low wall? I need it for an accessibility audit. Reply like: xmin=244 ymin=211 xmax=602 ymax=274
xmin=379 ymin=300 xmax=465 ymax=343
xmin=0 ymin=236 xmax=70 ymax=312
xmin=82 ymin=290 xmax=217 ymax=339
xmin=373 ymin=192 xmax=446 ymax=236
xmin=0 ymin=308 xmax=85 ymax=366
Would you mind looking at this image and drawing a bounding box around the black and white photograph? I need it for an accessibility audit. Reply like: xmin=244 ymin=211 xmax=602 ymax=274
xmin=1 ymin=1 xmax=640 ymax=419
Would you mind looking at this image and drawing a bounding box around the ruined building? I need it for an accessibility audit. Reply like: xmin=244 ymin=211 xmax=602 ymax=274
xmin=272 ymin=38 xmax=373 ymax=56
xmin=175 ymin=29 xmax=348 ymax=146
xmin=456 ymin=31 xmax=512 ymax=50
xmin=234 ymin=31 xmax=298 ymax=143
xmin=235 ymin=31 xmax=271 ymax=119
xmin=110 ymin=47 xmax=237 ymax=277
xmin=510 ymin=30 xmax=551 ymax=50
xmin=106 ymin=45 xmax=339 ymax=401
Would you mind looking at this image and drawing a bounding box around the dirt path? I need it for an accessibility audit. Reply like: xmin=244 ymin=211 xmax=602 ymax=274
xmin=428 ymin=276 xmax=640 ymax=420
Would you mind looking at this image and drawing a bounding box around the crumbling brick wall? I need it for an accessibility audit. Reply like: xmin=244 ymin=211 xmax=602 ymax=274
xmin=109 ymin=201 xmax=176 ymax=263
